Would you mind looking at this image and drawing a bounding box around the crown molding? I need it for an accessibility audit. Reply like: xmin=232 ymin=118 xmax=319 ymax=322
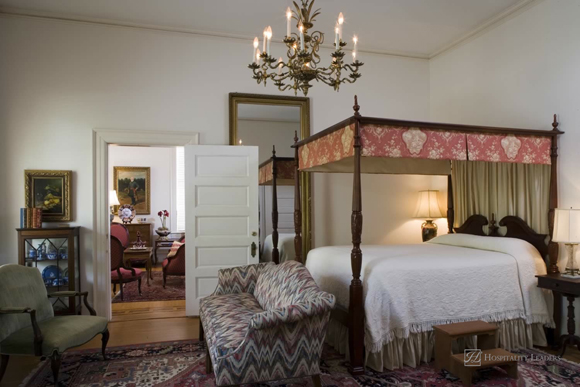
xmin=429 ymin=0 xmax=545 ymax=59
xmin=0 ymin=7 xmax=430 ymax=60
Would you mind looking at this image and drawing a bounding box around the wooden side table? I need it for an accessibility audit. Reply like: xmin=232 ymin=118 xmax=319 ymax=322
xmin=124 ymin=247 xmax=153 ymax=286
xmin=536 ymin=274 xmax=580 ymax=356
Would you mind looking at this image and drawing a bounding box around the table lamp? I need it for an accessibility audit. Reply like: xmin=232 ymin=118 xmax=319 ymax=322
xmin=553 ymin=208 xmax=580 ymax=276
xmin=414 ymin=190 xmax=443 ymax=242
xmin=109 ymin=190 xmax=120 ymax=223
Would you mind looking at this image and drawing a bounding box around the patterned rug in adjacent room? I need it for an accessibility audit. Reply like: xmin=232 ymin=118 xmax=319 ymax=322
xmin=112 ymin=271 xmax=185 ymax=303
xmin=21 ymin=340 xmax=580 ymax=386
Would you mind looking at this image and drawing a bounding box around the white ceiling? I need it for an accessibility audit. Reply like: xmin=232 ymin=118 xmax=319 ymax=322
xmin=238 ymin=104 xmax=301 ymax=123
xmin=0 ymin=0 xmax=531 ymax=58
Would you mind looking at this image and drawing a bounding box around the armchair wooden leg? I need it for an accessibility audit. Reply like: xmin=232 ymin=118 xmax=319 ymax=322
xmin=113 ymin=283 xmax=116 ymax=294
xmin=199 ymin=319 xmax=205 ymax=342
xmin=163 ymin=272 xmax=167 ymax=289
xmin=119 ymin=282 xmax=124 ymax=301
xmin=205 ymin=343 xmax=212 ymax=374
xmin=102 ymin=329 xmax=110 ymax=360
xmin=0 ymin=355 xmax=9 ymax=384
xmin=51 ymin=353 xmax=62 ymax=386
xmin=138 ymin=278 xmax=142 ymax=295
xmin=312 ymin=374 xmax=322 ymax=387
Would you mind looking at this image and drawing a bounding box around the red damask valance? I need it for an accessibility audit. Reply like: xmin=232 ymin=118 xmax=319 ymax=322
xmin=259 ymin=158 xmax=295 ymax=185
xmin=466 ymin=133 xmax=551 ymax=165
xmin=298 ymin=123 xmax=552 ymax=173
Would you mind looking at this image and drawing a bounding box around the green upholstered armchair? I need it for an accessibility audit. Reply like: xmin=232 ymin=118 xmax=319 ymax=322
xmin=0 ymin=264 xmax=109 ymax=385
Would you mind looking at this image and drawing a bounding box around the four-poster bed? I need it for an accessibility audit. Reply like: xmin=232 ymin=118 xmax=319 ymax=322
xmin=291 ymin=96 xmax=563 ymax=374
xmin=258 ymin=147 xmax=296 ymax=264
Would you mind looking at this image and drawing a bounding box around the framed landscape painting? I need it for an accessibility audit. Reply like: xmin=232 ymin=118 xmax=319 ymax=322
xmin=113 ymin=166 xmax=151 ymax=215
xmin=24 ymin=170 xmax=72 ymax=222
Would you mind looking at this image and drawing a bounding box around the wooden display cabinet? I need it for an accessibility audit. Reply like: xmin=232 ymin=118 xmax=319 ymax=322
xmin=17 ymin=227 xmax=82 ymax=315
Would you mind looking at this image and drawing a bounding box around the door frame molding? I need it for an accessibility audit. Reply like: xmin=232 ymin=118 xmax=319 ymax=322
xmin=92 ymin=129 xmax=199 ymax=320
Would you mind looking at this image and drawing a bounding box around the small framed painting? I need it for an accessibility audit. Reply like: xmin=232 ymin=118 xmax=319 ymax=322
xmin=113 ymin=166 xmax=151 ymax=215
xmin=24 ymin=170 xmax=72 ymax=222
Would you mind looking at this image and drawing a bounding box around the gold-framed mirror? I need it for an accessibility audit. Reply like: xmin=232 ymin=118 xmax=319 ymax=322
xmin=229 ymin=93 xmax=311 ymax=260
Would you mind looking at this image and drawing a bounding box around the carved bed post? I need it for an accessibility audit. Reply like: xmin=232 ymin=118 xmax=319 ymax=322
xmin=447 ymin=174 xmax=454 ymax=234
xmin=293 ymin=131 xmax=303 ymax=264
xmin=349 ymin=96 xmax=365 ymax=376
xmin=548 ymin=114 xmax=560 ymax=274
xmin=271 ymin=146 xmax=280 ymax=264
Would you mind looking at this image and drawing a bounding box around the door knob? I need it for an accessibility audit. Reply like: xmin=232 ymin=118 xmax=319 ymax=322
xmin=252 ymin=231 xmax=258 ymax=236
xmin=251 ymin=242 xmax=257 ymax=257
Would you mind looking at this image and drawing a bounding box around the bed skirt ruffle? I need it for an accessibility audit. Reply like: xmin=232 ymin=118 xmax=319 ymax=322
xmin=325 ymin=318 xmax=547 ymax=371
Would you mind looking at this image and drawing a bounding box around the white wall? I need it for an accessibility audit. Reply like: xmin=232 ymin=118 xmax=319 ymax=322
xmin=0 ymin=15 xmax=431 ymax=302
xmin=429 ymin=0 xmax=580 ymax=333
xmin=108 ymin=145 xmax=174 ymax=229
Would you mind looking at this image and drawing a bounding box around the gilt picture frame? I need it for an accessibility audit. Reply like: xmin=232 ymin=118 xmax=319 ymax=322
xmin=24 ymin=170 xmax=72 ymax=222
xmin=113 ymin=166 xmax=151 ymax=215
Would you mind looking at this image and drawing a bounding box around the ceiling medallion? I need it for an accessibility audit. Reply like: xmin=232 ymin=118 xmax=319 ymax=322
xmin=248 ymin=0 xmax=363 ymax=96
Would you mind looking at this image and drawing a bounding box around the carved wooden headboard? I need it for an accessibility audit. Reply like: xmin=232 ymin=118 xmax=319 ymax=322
xmin=454 ymin=214 xmax=549 ymax=260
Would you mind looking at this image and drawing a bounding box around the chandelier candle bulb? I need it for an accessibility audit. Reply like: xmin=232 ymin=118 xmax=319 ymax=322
xmin=278 ymin=57 xmax=283 ymax=75
xmin=256 ymin=48 xmax=261 ymax=65
xmin=266 ymin=26 xmax=272 ymax=54
xmin=263 ymin=28 xmax=267 ymax=52
xmin=253 ymin=37 xmax=259 ymax=63
xmin=352 ymin=35 xmax=358 ymax=61
xmin=337 ymin=12 xmax=344 ymax=40
xmin=335 ymin=25 xmax=339 ymax=51
xmin=286 ymin=7 xmax=292 ymax=37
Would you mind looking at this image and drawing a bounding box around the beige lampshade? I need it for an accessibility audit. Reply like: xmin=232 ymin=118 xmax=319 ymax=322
xmin=553 ymin=208 xmax=580 ymax=243
xmin=414 ymin=190 xmax=443 ymax=219
xmin=109 ymin=190 xmax=120 ymax=207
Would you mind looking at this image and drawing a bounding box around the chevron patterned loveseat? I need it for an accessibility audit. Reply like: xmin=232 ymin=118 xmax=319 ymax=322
xmin=199 ymin=260 xmax=336 ymax=386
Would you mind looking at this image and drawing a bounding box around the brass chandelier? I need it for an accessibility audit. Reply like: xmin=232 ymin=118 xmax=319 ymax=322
xmin=248 ymin=0 xmax=363 ymax=96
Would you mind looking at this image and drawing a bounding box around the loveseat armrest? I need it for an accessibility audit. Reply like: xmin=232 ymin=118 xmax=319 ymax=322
xmin=0 ymin=306 xmax=44 ymax=355
xmin=47 ymin=291 xmax=96 ymax=316
xmin=249 ymin=292 xmax=335 ymax=330
xmin=213 ymin=263 xmax=274 ymax=296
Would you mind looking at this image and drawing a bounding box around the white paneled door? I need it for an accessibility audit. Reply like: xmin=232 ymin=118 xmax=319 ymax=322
xmin=185 ymin=145 xmax=259 ymax=315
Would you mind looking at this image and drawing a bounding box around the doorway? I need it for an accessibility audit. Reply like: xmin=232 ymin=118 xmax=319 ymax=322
xmin=92 ymin=129 xmax=198 ymax=321
xmin=108 ymin=145 xmax=186 ymax=321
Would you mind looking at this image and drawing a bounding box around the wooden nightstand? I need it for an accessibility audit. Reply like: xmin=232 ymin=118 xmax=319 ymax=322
xmin=536 ymin=274 xmax=580 ymax=356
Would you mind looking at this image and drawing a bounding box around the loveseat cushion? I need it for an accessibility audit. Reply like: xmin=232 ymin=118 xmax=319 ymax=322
xmin=0 ymin=315 xmax=108 ymax=356
xmin=200 ymin=293 xmax=263 ymax=357
xmin=254 ymin=261 xmax=321 ymax=311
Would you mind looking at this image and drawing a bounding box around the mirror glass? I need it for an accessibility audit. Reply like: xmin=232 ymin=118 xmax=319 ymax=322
xmin=237 ymin=104 xmax=301 ymax=163
xmin=236 ymin=103 xmax=301 ymax=262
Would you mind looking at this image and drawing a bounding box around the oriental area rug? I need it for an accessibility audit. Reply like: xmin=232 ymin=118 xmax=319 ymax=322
xmin=112 ymin=271 xmax=185 ymax=303
xmin=21 ymin=340 xmax=580 ymax=386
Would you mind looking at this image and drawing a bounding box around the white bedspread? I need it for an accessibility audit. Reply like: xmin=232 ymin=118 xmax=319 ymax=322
xmin=305 ymin=234 xmax=553 ymax=352
xmin=261 ymin=233 xmax=296 ymax=263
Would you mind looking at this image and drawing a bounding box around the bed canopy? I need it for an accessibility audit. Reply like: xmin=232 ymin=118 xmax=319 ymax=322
xmin=258 ymin=147 xmax=297 ymax=264
xmin=291 ymin=96 xmax=563 ymax=375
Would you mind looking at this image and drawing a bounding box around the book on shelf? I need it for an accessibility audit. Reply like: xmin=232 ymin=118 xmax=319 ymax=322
xmin=20 ymin=207 xmax=43 ymax=229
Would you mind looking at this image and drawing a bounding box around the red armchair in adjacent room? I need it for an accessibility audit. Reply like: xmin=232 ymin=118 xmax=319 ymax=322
xmin=162 ymin=241 xmax=185 ymax=288
xmin=111 ymin=223 xmax=130 ymax=248
xmin=110 ymin=236 xmax=145 ymax=300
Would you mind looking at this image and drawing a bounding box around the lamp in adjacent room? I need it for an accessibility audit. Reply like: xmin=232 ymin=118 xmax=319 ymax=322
xmin=109 ymin=190 xmax=120 ymax=223
xmin=553 ymin=208 xmax=580 ymax=277
xmin=414 ymin=190 xmax=444 ymax=242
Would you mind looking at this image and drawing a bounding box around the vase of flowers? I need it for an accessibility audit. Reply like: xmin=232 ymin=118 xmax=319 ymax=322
xmin=156 ymin=210 xmax=171 ymax=240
